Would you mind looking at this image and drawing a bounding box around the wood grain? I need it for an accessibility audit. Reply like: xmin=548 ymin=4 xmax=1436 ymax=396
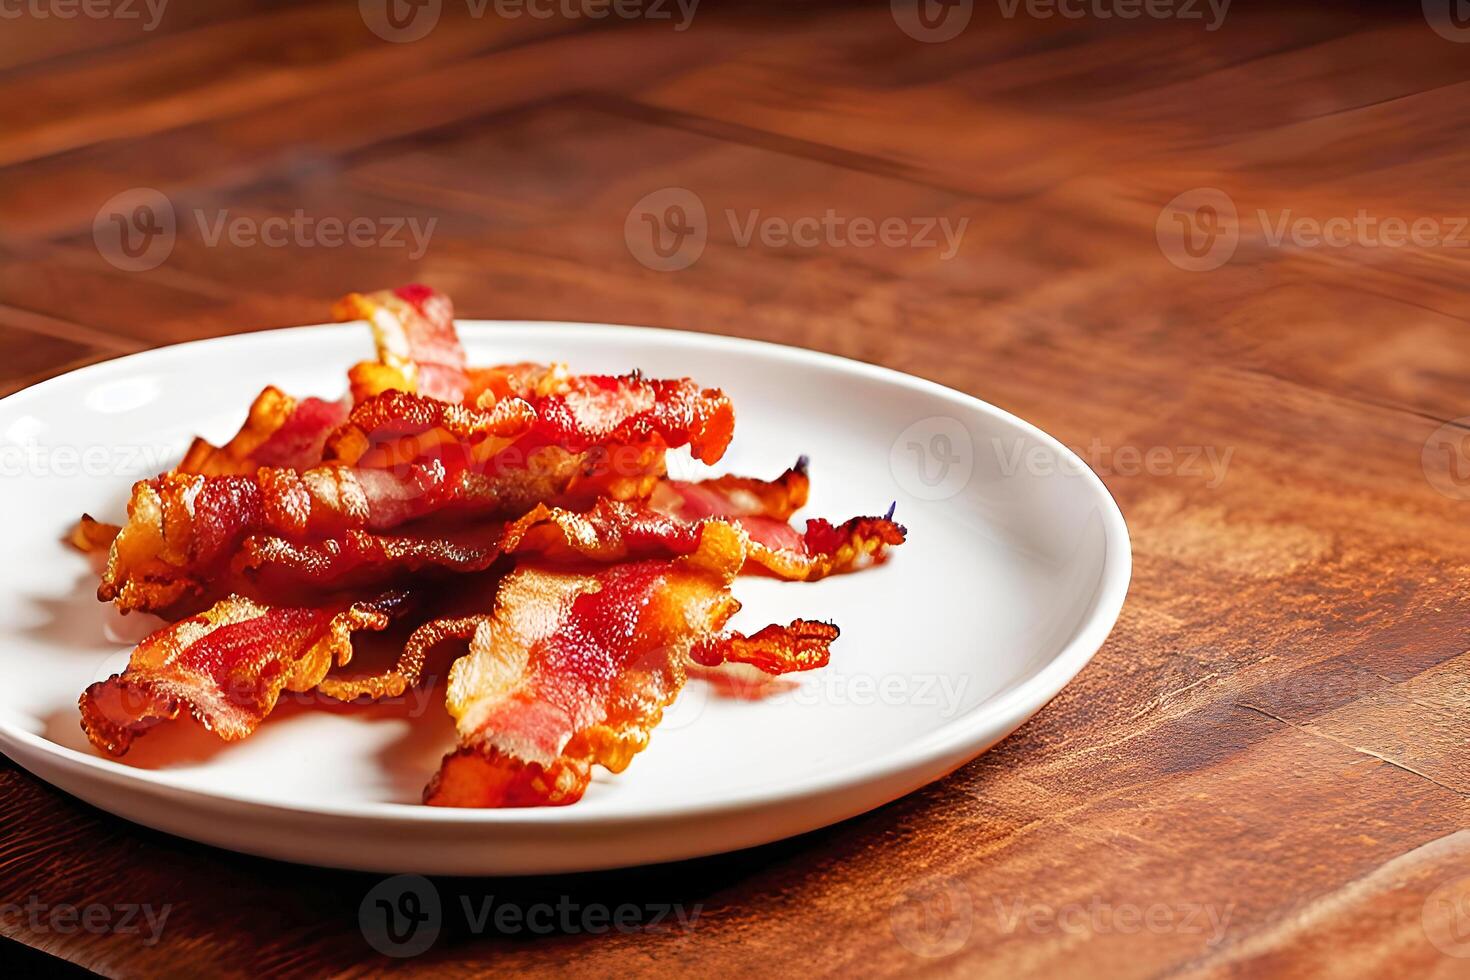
xmin=2 ymin=2 xmax=1470 ymax=976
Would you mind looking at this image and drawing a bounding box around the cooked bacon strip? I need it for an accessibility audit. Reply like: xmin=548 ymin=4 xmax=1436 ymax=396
xmin=744 ymin=510 xmax=907 ymax=581
xmin=335 ymin=284 xmax=468 ymax=403
xmin=237 ymin=498 xmax=702 ymax=594
xmin=233 ymin=485 xmax=898 ymax=601
xmin=178 ymin=387 xmax=349 ymax=476
xmin=99 ymin=380 xmax=734 ymax=614
xmin=652 ymin=459 xmax=906 ymax=580
xmin=422 ymin=521 xmax=837 ymax=807
xmin=653 ymin=456 xmax=811 ymax=522
xmin=69 ymin=514 xmax=121 ymax=553
xmin=465 ymin=362 xmax=572 ymax=408
xmin=693 ymin=620 xmax=839 ymax=674
xmin=327 ymin=374 xmax=733 ymax=471
xmin=79 ymin=592 xmax=409 ymax=756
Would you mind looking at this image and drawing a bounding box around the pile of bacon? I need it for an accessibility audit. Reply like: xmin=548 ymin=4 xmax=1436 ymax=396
xmin=72 ymin=286 xmax=905 ymax=807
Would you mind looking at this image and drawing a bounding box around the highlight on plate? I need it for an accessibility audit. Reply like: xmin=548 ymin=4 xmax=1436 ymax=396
xmin=69 ymin=285 xmax=906 ymax=808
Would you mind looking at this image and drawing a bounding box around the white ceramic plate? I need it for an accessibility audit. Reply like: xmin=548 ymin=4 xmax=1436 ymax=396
xmin=0 ymin=322 xmax=1128 ymax=875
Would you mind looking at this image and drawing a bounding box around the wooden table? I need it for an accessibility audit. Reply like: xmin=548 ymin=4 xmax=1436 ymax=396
xmin=4 ymin=2 xmax=1470 ymax=975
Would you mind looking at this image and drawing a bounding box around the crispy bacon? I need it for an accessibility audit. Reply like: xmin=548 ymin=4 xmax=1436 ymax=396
xmin=465 ymin=362 xmax=571 ymax=408
xmin=652 ymin=459 xmax=907 ymax=580
xmin=422 ymin=521 xmax=838 ymax=808
xmin=233 ymin=500 xmax=702 ymax=596
xmin=232 ymin=480 xmax=900 ymax=600
xmin=335 ymin=285 xmax=468 ymax=403
xmin=98 ymin=379 xmax=732 ymax=614
xmin=693 ymin=620 xmax=839 ymax=674
xmin=73 ymin=285 xmax=909 ymax=808
xmin=79 ymin=592 xmax=410 ymax=756
xmin=69 ymin=514 xmax=121 ymax=553
xmin=328 ymin=374 xmax=732 ymax=468
xmin=654 ymin=456 xmax=811 ymax=522
xmin=178 ymin=387 xmax=349 ymax=477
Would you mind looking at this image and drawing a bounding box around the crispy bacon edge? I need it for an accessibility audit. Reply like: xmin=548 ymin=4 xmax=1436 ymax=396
xmin=653 ymin=459 xmax=907 ymax=579
xmin=230 ymin=459 xmax=903 ymax=596
xmin=69 ymin=514 xmax=121 ymax=553
xmin=335 ymin=284 xmax=469 ymax=403
xmin=79 ymin=591 xmax=410 ymax=756
xmin=178 ymin=387 xmax=350 ymax=476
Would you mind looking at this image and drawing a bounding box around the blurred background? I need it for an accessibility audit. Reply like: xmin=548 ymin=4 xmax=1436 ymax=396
xmin=3 ymin=0 xmax=1463 ymax=424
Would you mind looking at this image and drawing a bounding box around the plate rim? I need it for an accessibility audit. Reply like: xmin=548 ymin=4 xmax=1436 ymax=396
xmin=0 ymin=319 xmax=1131 ymax=828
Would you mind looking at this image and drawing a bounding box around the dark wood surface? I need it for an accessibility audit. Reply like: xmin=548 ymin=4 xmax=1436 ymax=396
xmin=4 ymin=2 xmax=1470 ymax=976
